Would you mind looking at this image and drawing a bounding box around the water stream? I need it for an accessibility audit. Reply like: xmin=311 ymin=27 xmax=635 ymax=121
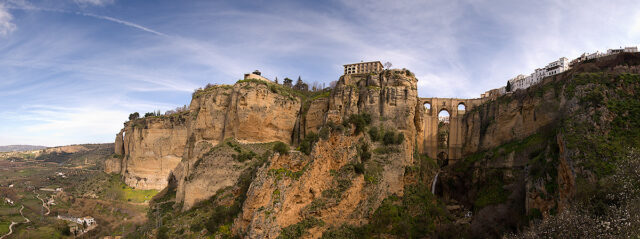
xmin=431 ymin=172 xmax=440 ymax=195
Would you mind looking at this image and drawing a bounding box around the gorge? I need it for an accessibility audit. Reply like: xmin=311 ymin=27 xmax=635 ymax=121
xmin=106 ymin=53 xmax=640 ymax=238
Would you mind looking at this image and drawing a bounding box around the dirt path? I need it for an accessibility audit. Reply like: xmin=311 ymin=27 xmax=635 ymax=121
xmin=0 ymin=205 xmax=30 ymax=239
xmin=35 ymin=193 xmax=50 ymax=215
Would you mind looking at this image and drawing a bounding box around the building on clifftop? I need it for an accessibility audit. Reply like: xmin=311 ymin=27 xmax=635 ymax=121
xmin=243 ymin=70 xmax=271 ymax=82
xmin=343 ymin=61 xmax=383 ymax=75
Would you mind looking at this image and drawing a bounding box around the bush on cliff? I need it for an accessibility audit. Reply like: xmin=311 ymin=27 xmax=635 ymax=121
xmin=273 ymin=142 xmax=289 ymax=155
xmin=343 ymin=113 xmax=372 ymax=135
xmin=300 ymin=132 xmax=319 ymax=155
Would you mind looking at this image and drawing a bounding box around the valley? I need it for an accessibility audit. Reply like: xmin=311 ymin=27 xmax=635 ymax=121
xmin=0 ymin=144 xmax=155 ymax=238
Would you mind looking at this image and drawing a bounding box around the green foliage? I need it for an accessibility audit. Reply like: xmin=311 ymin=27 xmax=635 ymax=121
xmin=128 ymin=112 xmax=140 ymax=121
xmin=319 ymin=127 xmax=330 ymax=140
xmin=277 ymin=217 xmax=325 ymax=239
xmin=226 ymin=141 xmax=257 ymax=162
xmin=300 ymin=132 xmax=319 ymax=155
xmin=368 ymin=127 xmax=381 ymax=141
xmin=322 ymin=165 xmax=355 ymax=199
xmin=364 ymin=161 xmax=383 ymax=184
xmin=383 ymin=131 xmax=396 ymax=145
xmin=232 ymin=151 xmax=257 ymax=162
xmin=236 ymin=78 xmax=305 ymax=101
xmin=269 ymin=166 xmax=308 ymax=181
xmin=373 ymin=146 xmax=400 ymax=155
xmin=325 ymin=182 xmax=448 ymax=238
xmin=357 ymin=141 xmax=371 ymax=162
xmin=352 ymin=162 xmax=365 ymax=174
xmin=204 ymin=204 xmax=241 ymax=233
xmin=396 ymin=132 xmax=405 ymax=144
xmin=343 ymin=113 xmax=372 ymax=135
xmin=474 ymin=182 xmax=508 ymax=210
xmin=273 ymin=141 xmax=290 ymax=155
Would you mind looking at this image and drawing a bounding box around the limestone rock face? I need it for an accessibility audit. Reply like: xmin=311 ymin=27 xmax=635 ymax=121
xmin=233 ymin=133 xmax=410 ymax=238
xmin=327 ymin=70 xmax=419 ymax=162
xmin=172 ymin=82 xmax=302 ymax=209
xmin=461 ymin=84 xmax=563 ymax=154
xmin=109 ymin=116 xmax=189 ymax=190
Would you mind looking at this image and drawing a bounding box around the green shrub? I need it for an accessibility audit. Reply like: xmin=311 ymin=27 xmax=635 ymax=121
xmin=383 ymin=131 xmax=396 ymax=145
xmin=232 ymin=151 xmax=256 ymax=162
xmin=344 ymin=113 xmax=372 ymax=135
xmin=368 ymin=127 xmax=380 ymax=141
xmin=395 ymin=132 xmax=405 ymax=144
xmin=273 ymin=142 xmax=289 ymax=155
xmin=300 ymin=132 xmax=320 ymax=155
xmin=353 ymin=162 xmax=365 ymax=174
xmin=374 ymin=146 xmax=399 ymax=155
xmin=357 ymin=141 xmax=371 ymax=162
xmin=319 ymin=127 xmax=330 ymax=140
xmin=277 ymin=218 xmax=325 ymax=239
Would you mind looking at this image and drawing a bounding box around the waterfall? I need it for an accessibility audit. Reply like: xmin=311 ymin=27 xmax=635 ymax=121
xmin=431 ymin=172 xmax=440 ymax=195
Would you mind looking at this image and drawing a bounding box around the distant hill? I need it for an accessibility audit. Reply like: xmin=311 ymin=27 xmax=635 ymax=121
xmin=0 ymin=145 xmax=47 ymax=152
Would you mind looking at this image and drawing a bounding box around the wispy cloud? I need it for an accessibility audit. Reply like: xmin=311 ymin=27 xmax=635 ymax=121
xmin=1 ymin=0 xmax=639 ymax=146
xmin=0 ymin=3 xmax=16 ymax=36
xmin=73 ymin=0 xmax=114 ymax=7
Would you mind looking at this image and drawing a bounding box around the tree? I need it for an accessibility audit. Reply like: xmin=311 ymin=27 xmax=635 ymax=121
xmin=275 ymin=77 xmax=279 ymax=84
xmin=283 ymin=78 xmax=293 ymax=88
xmin=384 ymin=62 xmax=392 ymax=69
xmin=128 ymin=112 xmax=139 ymax=121
xmin=506 ymin=80 xmax=512 ymax=92
xmin=293 ymin=76 xmax=309 ymax=91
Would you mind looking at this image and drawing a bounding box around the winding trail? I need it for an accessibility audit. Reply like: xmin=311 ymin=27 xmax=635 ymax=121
xmin=35 ymin=193 xmax=51 ymax=216
xmin=0 ymin=205 xmax=30 ymax=239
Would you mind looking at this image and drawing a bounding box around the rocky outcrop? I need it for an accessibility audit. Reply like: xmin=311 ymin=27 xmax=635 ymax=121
xmin=106 ymin=115 xmax=189 ymax=190
xmin=172 ymin=81 xmax=302 ymax=209
xmin=110 ymin=54 xmax=640 ymax=238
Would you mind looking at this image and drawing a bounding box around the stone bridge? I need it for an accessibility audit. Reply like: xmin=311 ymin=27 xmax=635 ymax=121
xmin=419 ymin=97 xmax=486 ymax=165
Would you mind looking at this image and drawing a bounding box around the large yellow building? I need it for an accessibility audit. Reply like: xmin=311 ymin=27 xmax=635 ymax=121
xmin=343 ymin=61 xmax=383 ymax=75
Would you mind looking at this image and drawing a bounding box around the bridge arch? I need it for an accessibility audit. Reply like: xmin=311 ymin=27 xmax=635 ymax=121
xmin=418 ymin=97 xmax=487 ymax=163
xmin=457 ymin=103 xmax=466 ymax=114
xmin=438 ymin=109 xmax=450 ymax=123
xmin=424 ymin=102 xmax=432 ymax=114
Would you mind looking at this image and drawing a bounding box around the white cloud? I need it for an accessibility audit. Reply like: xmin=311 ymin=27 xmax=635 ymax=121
xmin=73 ymin=0 xmax=114 ymax=7
xmin=0 ymin=105 xmax=129 ymax=146
xmin=0 ymin=4 xmax=16 ymax=36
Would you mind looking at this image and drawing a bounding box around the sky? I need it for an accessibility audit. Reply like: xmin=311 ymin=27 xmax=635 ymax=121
xmin=1 ymin=0 xmax=639 ymax=146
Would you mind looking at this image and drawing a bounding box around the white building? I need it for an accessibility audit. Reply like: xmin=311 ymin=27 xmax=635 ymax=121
xmin=5 ymin=198 xmax=14 ymax=205
xmin=343 ymin=61 xmax=384 ymax=75
xmin=507 ymin=57 xmax=569 ymax=93
xmin=544 ymin=57 xmax=569 ymax=77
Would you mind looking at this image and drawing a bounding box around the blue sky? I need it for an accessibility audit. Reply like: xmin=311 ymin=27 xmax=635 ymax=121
xmin=1 ymin=0 xmax=639 ymax=146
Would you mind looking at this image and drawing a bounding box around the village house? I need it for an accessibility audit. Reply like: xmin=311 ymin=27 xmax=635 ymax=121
xmin=243 ymin=70 xmax=271 ymax=82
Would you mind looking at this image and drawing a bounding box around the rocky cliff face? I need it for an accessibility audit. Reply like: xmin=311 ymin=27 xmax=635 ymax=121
xmin=111 ymin=53 xmax=640 ymax=238
xmin=106 ymin=115 xmax=189 ymax=190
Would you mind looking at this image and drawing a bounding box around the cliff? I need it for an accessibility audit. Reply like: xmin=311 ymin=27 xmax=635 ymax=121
xmin=110 ymin=53 xmax=640 ymax=238
xmin=106 ymin=114 xmax=189 ymax=190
